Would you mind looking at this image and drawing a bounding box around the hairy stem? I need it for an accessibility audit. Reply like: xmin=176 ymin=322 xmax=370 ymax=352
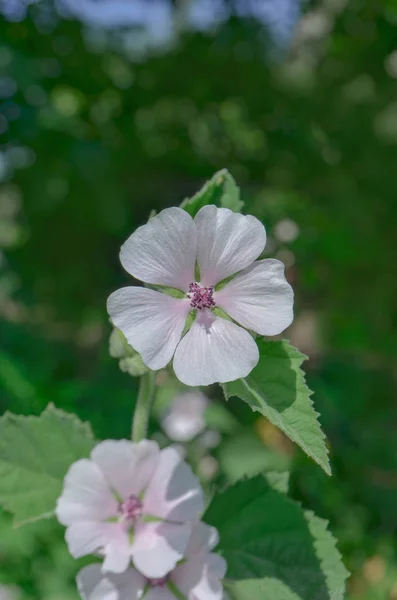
xmin=132 ymin=370 xmax=156 ymax=442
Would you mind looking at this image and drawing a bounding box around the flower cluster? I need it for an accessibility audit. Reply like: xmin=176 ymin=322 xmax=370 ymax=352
xmin=107 ymin=205 xmax=294 ymax=387
xmin=56 ymin=440 xmax=227 ymax=600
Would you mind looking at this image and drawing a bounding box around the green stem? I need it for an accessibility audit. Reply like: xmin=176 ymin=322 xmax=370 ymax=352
xmin=132 ymin=370 xmax=156 ymax=442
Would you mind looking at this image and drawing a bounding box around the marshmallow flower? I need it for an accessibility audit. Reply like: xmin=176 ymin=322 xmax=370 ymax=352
xmin=162 ymin=390 xmax=208 ymax=442
xmin=107 ymin=205 xmax=294 ymax=386
xmin=56 ymin=440 xmax=204 ymax=578
xmin=77 ymin=522 xmax=227 ymax=600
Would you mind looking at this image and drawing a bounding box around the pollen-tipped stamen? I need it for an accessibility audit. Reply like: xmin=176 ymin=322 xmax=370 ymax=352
xmin=187 ymin=282 xmax=216 ymax=310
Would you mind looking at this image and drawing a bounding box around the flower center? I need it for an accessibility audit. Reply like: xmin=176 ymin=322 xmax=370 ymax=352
xmin=118 ymin=495 xmax=143 ymax=526
xmin=146 ymin=575 xmax=170 ymax=587
xmin=187 ymin=282 xmax=215 ymax=310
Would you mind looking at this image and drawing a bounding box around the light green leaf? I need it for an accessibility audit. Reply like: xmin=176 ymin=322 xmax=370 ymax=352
xmin=205 ymin=476 xmax=349 ymax=600
xmin=0 ymin=404 xmax=95 ymax=526
xmin=219 ymin=431 xmax=290 ymax=483
xmin=180 ymin=169 xmax=244 ymax=217
xmin=222 ymin=340 xmax=330 ymax=475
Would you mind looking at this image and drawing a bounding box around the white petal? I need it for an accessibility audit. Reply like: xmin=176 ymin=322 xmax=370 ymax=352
xmin=173 ymin=554 xmax=226 ymax=600
xmin=77 ymin=564 xmax=145 ymax=600
xmin=65 ymin=521 xmax=122 ymax=559
xmin=143 ymin=447 xmax=204 ymax=521
xmin=120 ymin=207 xmax=197 ymax=290
xmin=173 ymin=312 xmax=259 ymax=386
xmin=102 ymin=530 xmax=132 ymax=574
xmin=186 ymin=522 xmax=220 ymax=556
xmin=207 ymin=554 xmax=228 ymax=580
xmin=132 ymin=521 xmax=193 ymax=578
xmin=56 ymin=460 xmax=118 ymax=526
xmin=91 ymin=440 xmax=159 ymax=500
xmin=195 ymin=205 xmax=266 ymax=286
xmin=107 ymin=287 xmax=191 ymax=370
xmin=215 ymin=259 xmax=294 ymax=336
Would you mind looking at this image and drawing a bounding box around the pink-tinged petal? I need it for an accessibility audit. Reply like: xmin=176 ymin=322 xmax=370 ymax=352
xmin=173 ymin=554 xmax=226 ymax=600
xmin=120 ymin=207 xmax=197 ymax=291
xmin=215 ymin=259 xmax=294 ymax=336
xmin=173 ymin=312 xmax=259 ymax=386
xmin=107 ymin=287 xmax=191 ymax=371
xmin=195 ymin=205 xmax=266 ymax=287
xmin=102 ymin=529 xmax=132 ymax=574
xmin=65 ymin=521 xmax=122 ymax=559
xmin=143 ymin=447 xmax=204 ymax=521
xmin=77 ymin=564 xmax=145 ymax=600
xmin=132 ymin=521 xmax=193 ymax=578
xmin=186 ymin=522 xmax=219 ymax=556
xmin=145 ymin=589 xmax=176 ymax=600
xmin=56 ymin=460 xmax=118 ymax=526
xmin=92 ymin=440 xmax=159 ymax=500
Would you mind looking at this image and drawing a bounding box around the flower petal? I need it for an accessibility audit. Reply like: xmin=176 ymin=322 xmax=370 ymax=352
xmin=195 ymin=205 xmax=266 ymax=286
xmin=107 ymin=287 xmax=191 ymax=370
xmin=102 ymin=529 xmax=132 ymax=574
xmin=65 ymin=521 xmax=122 ymax=559
xmin=56 ymin=459 xmax=118 ymax=526
xmin=215 ymin=259 xmax=294 ymax=336
xmin=132 ymin=521 xmax=193 ymax=578
xmin=120 ymin=207 xmax=197 ymax=291
xmin=77 ymin=564 xmax=145 ymax=600
xmin=91 ymin=440 xmax=159 ymax=500
xmin=173 ymin=553 xmax=227 ymax=600
xmin=143 ymin=447 xmax=204 ymax=521
xmin=186 ymin=522 xmax=220 ymax=556
xmin=173 ymin=312 xmax=259 ymax=386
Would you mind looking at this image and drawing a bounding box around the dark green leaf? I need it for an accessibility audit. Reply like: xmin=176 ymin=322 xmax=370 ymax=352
xmin=222 ymin=340 xmax=330 ymax=475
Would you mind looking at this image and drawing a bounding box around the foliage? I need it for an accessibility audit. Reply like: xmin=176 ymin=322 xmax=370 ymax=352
xmin=223 ymin=340 xmax=330 ymax=475
xmin=0 ymin=404 xmax=95 ymax=525
xmin=0 ymin=0 xmax=396 ymax=598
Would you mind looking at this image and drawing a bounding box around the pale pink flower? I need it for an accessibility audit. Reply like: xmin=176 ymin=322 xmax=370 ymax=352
xmin=161 ymin=390 xmax=208 ymax=442
xmin=56 ymin=440 xmax=204 ymax=578
xmin=107 ymin=205 xmax=293 ymax=386
xmin=77 ymin=522 xmax=227 ymax=600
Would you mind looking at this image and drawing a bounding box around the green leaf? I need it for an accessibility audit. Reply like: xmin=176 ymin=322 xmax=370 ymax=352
xmin=205 ymin=476 xmax=349 ymax=600
xmin=219 ymin=431 xmax=291 ymax=483
xmin=180 ymin=169 xmax=244 ymax=217
xmin=0 ymin=404 xmax=95 ymax=526
xmin=222 ymin=340 xmax=330 ymax=475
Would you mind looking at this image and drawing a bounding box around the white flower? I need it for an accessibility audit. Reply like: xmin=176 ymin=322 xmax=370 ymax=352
xmin=161 ymin=390 xmax=208 ymax=442
xmin=107 ymin=205 xmax=293 ymax=386
xmin=77 ymin=522 xmax=227 ymax=600
xmin=0 ymin=586 xmax=21 ymax=600
xmin=56 ymin=440 xmax=204 ymax=578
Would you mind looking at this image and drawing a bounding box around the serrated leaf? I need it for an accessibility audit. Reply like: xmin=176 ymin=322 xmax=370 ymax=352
xmin=180 ymin=169 xmax=244 ymax=217
xmin=222 ymin=340 xmax=330 ymax=475
xmin=0 ymin=404 xmax=95 ymax=526
xmin=205 ymin=476 xmax=349 ymax=600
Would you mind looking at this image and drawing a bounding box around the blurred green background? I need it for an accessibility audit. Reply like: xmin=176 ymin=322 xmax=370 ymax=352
xmin=0 ymin=0 xmax=396 ymax=598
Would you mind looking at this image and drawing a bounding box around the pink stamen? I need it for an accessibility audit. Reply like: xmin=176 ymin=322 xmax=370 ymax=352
xmin=118 ymin=495 xmax=143 ymax=526
xmin=188 ymin=282 xmax=216 ymax=310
